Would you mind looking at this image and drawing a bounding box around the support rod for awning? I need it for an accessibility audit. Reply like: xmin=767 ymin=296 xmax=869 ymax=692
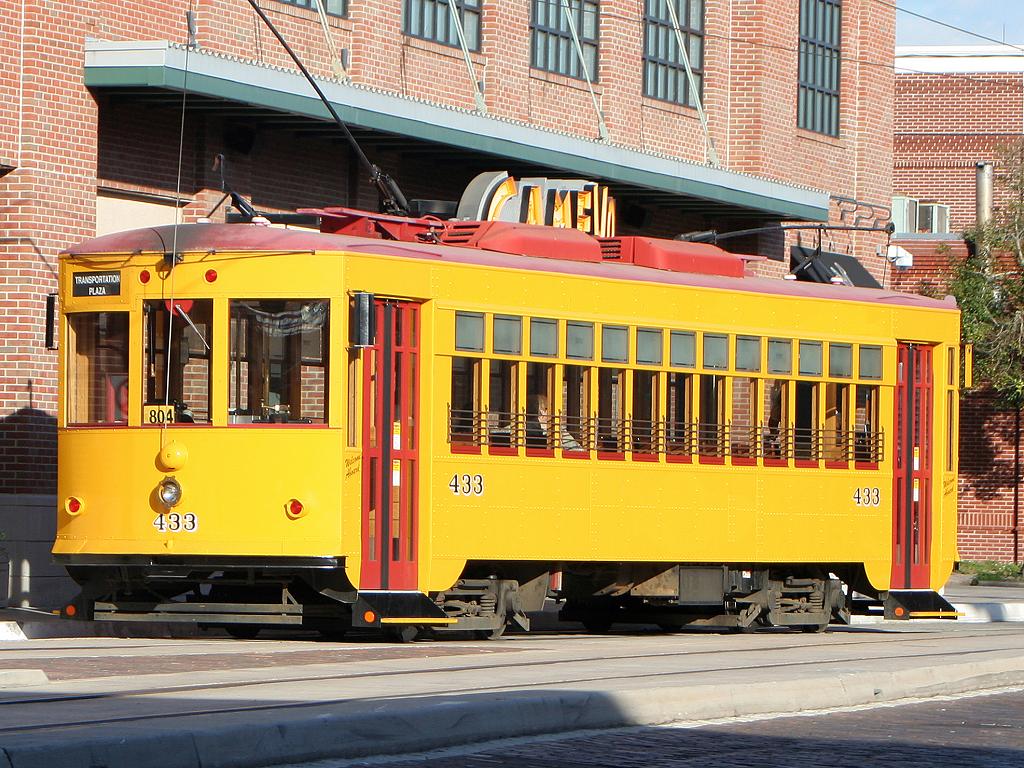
xmin=446 ymin=0 xmax=487 ymax=113
xmin=560 ymin=0 xmax=609 ymax=142
xmin=243 ymin=0 xmax=409 ymax=215
xmin=313 ymin=0 xmax=350 ymax=82
xmin=663 ymin=0 xmax=719 ymax=167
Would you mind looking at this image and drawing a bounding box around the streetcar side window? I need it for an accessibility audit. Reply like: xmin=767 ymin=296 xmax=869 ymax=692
xmin=144 ymin=299 xmax=213 ymax=424
xmin=762 ymin=379 xmax=788 ymax=459
xmin=450 ymin=356 xmax=480 ymax=445
xmin=829 ymin=343 xmax=853 ymax=378
xmin=632 ymin=370 xmax=659 ymax=453
xmin=855 ymin=385 xmax=881 ymax=463
xmin=526 ymin=362 xmax=555 ymax=449
xmin=487 ymin=359 xmax=518 ymax=444
xmin=799 ymin=340 xmax=823 ymax=376
xmin=562 ymin=364 xmax=591 ymax=451
xmin=730 ymin=376 xmax=758 ymax=459
xmin=598 ymin=368 xmax=625 ymax=452
xmin=703 ymin=334 xmax=728 ymax=370
xmin=66 ymin=312 xmax=129 ymax=426
xmin=824 ymin=382 xmax=850 ymax=461
xmin=860 ymin=345 xmax=882 ymax=379
xmin=698 ymin=374 xmax=725 ymax=456
xmin=228 ymin=299 xmax=329 ymax=424
xmin=666 ymin=372 xmax=693 ymax=455
xmin=794 ymin=381 xmax=818 ymax=460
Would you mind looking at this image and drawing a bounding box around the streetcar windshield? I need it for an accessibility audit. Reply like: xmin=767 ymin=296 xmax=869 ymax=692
xmin=228 ymin=299 xmax=329 ymax=424
xmin=143 ymin=299 xmax=213 ymax=423
xmin=66 ymin=312 xmax=130 ymax=425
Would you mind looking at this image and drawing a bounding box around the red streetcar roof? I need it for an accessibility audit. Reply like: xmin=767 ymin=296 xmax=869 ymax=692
xmin=63 ymin=223 xmax=956 ymax=311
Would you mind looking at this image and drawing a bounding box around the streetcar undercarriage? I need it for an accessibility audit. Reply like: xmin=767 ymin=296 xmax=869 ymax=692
xmin=56 ymin=558 xmax=890 ymax=639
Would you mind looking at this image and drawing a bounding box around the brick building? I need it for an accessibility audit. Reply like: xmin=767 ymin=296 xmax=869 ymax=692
xmin=892 ymin=45 xmax=1024 ymax=563
xmin=0 ymin=0 xmax=896 ymax=607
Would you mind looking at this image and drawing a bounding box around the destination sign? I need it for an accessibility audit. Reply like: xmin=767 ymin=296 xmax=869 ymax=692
xmin=72 ymin=271 xmax=121 ymax=297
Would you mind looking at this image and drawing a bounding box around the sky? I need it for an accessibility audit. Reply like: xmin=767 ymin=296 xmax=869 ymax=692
xmin=896 ymin=1 xmax=1024 ymax=46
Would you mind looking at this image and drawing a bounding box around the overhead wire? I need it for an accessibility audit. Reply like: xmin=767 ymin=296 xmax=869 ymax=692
xmin=873 ymin=0 xmax=1024 ymax=57
xmin=164 ymin=0 xmax=198 ymax=438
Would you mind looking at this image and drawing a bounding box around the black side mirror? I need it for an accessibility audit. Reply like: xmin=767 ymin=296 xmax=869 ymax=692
xmin=350 ymin=292 xmax=375 ymax=348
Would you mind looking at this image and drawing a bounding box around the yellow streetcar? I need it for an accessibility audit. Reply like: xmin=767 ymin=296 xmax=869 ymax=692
xmin=55 ymin=187 xmax=964 ymax=638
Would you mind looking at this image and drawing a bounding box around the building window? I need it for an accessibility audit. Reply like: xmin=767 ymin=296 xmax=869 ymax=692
xmin=405 ymin=0 xmax=481 ymax=51
xmin=643 ymin=0 xmax=704 ymax=106
xmin=798 ymin=0 xmax=841 ymax=136
xmin=531 ymin=0 xmax=599 ymax=81
xmin=278 ymin=0 xmax=348 ymax=17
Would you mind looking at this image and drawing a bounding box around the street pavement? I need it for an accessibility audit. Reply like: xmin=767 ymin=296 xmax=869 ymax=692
xmin=295 ymin=687 xmax=1024 ymax=768
xmin=1 ymin=621 xmax=1023 ymax=768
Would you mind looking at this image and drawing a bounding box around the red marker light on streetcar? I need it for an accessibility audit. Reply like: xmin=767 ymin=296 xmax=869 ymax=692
xmin=65 ymin=496 xmax=83 ymax=515
xmin=286 ymin=499 xmax=304 ymax=518
xmin=65 ymin=604 xmax=77 ymax=618
xmin=205 ymin=269 xmax=218 ymax=283
xmin=139 ymin=270 xmax=151 ymax=285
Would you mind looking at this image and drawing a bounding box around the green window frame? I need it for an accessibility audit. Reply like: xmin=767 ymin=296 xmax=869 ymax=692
xmin=798 ymin=0 xmax=841 ymax=136
xmin=278 ymin=0 xmax=347 ymax=17
xmin=404 ymin=0 xmax=481 ymax=50
xmin=642 ymin=0 xmax=704 ymax=106
xmin=531 ymin=0 xmax=599 ymax=81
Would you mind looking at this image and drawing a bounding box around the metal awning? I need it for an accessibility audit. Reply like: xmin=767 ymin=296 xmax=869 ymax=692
xmin=84 ymin=39 xmax=829 ymax=222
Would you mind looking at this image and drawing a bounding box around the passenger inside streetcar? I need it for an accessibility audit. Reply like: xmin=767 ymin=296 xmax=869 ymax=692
xmin=527 ymin=393 xmax=582 ymax=450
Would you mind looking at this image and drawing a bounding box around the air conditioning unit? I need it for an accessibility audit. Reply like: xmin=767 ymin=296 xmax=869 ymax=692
xmin=891 ymin=196 xmax=919 ymax=233
xmin=918 ymin=203 xmax=950 ymax=234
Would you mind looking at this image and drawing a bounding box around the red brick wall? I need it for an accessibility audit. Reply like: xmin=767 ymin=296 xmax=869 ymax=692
xmin=0 ymin=0 xmax=896 ymax=495
xmin=0 ymin=0 xmax=97 ymax=493
xmin=894 ymin=71 xmax=1024 ymax=232
xmin=889 ymin=235 xmax=1023 ymax=563
xmin=893 ymin=61 xmax=1024 ymax=562
xmin=958 ymin=390 xmax=1022 ymax=563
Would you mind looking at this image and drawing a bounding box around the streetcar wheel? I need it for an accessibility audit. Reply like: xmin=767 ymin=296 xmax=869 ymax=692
xmin=225 ymin=625 xmax=261 ymax=640
xmin=800 ymin=622 xmax=829 ymax=634
xmin=385 ymin=625 xmax=419 ymax=643
xmin=485 ymin=620 xmax=507 ymax=640
xmin=317 ymin=626 xmax=349 ymax=641
xmin=582 ymin=618 xmax=612 ymax=634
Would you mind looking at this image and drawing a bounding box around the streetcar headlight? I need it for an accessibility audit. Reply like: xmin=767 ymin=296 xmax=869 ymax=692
xmin=158 ymin=477 xmax=183 ymax=507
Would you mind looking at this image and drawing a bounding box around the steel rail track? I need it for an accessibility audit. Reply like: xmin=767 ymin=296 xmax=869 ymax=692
xmin=0 ymin=631 xmax=1021 ymax=735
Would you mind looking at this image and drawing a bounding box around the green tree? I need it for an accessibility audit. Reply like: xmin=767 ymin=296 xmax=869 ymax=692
xmin=951 ymin=141 xmax=1024 ymax=407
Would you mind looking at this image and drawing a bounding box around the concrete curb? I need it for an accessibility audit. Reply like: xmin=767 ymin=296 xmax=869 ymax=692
xmin=0 ymin=623 xmax=27 ymax=642
xmin=0 ymin=669 xmax=47 ymax=689
xmin=2 ymin=656 xmax=1023 ymax=768
xmin=954 ymin=602 xmax=1024 ymax=622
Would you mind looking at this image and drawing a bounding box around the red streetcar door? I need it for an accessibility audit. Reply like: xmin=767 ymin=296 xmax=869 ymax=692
xmin=891 ymin=343 xmax=934 ymax=589
xmin=360 ymin=300 xmax=420 ymax=591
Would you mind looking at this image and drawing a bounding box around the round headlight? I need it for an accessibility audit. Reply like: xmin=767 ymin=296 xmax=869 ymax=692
xmin=158 ymin=477 xmax=183 ymax=507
